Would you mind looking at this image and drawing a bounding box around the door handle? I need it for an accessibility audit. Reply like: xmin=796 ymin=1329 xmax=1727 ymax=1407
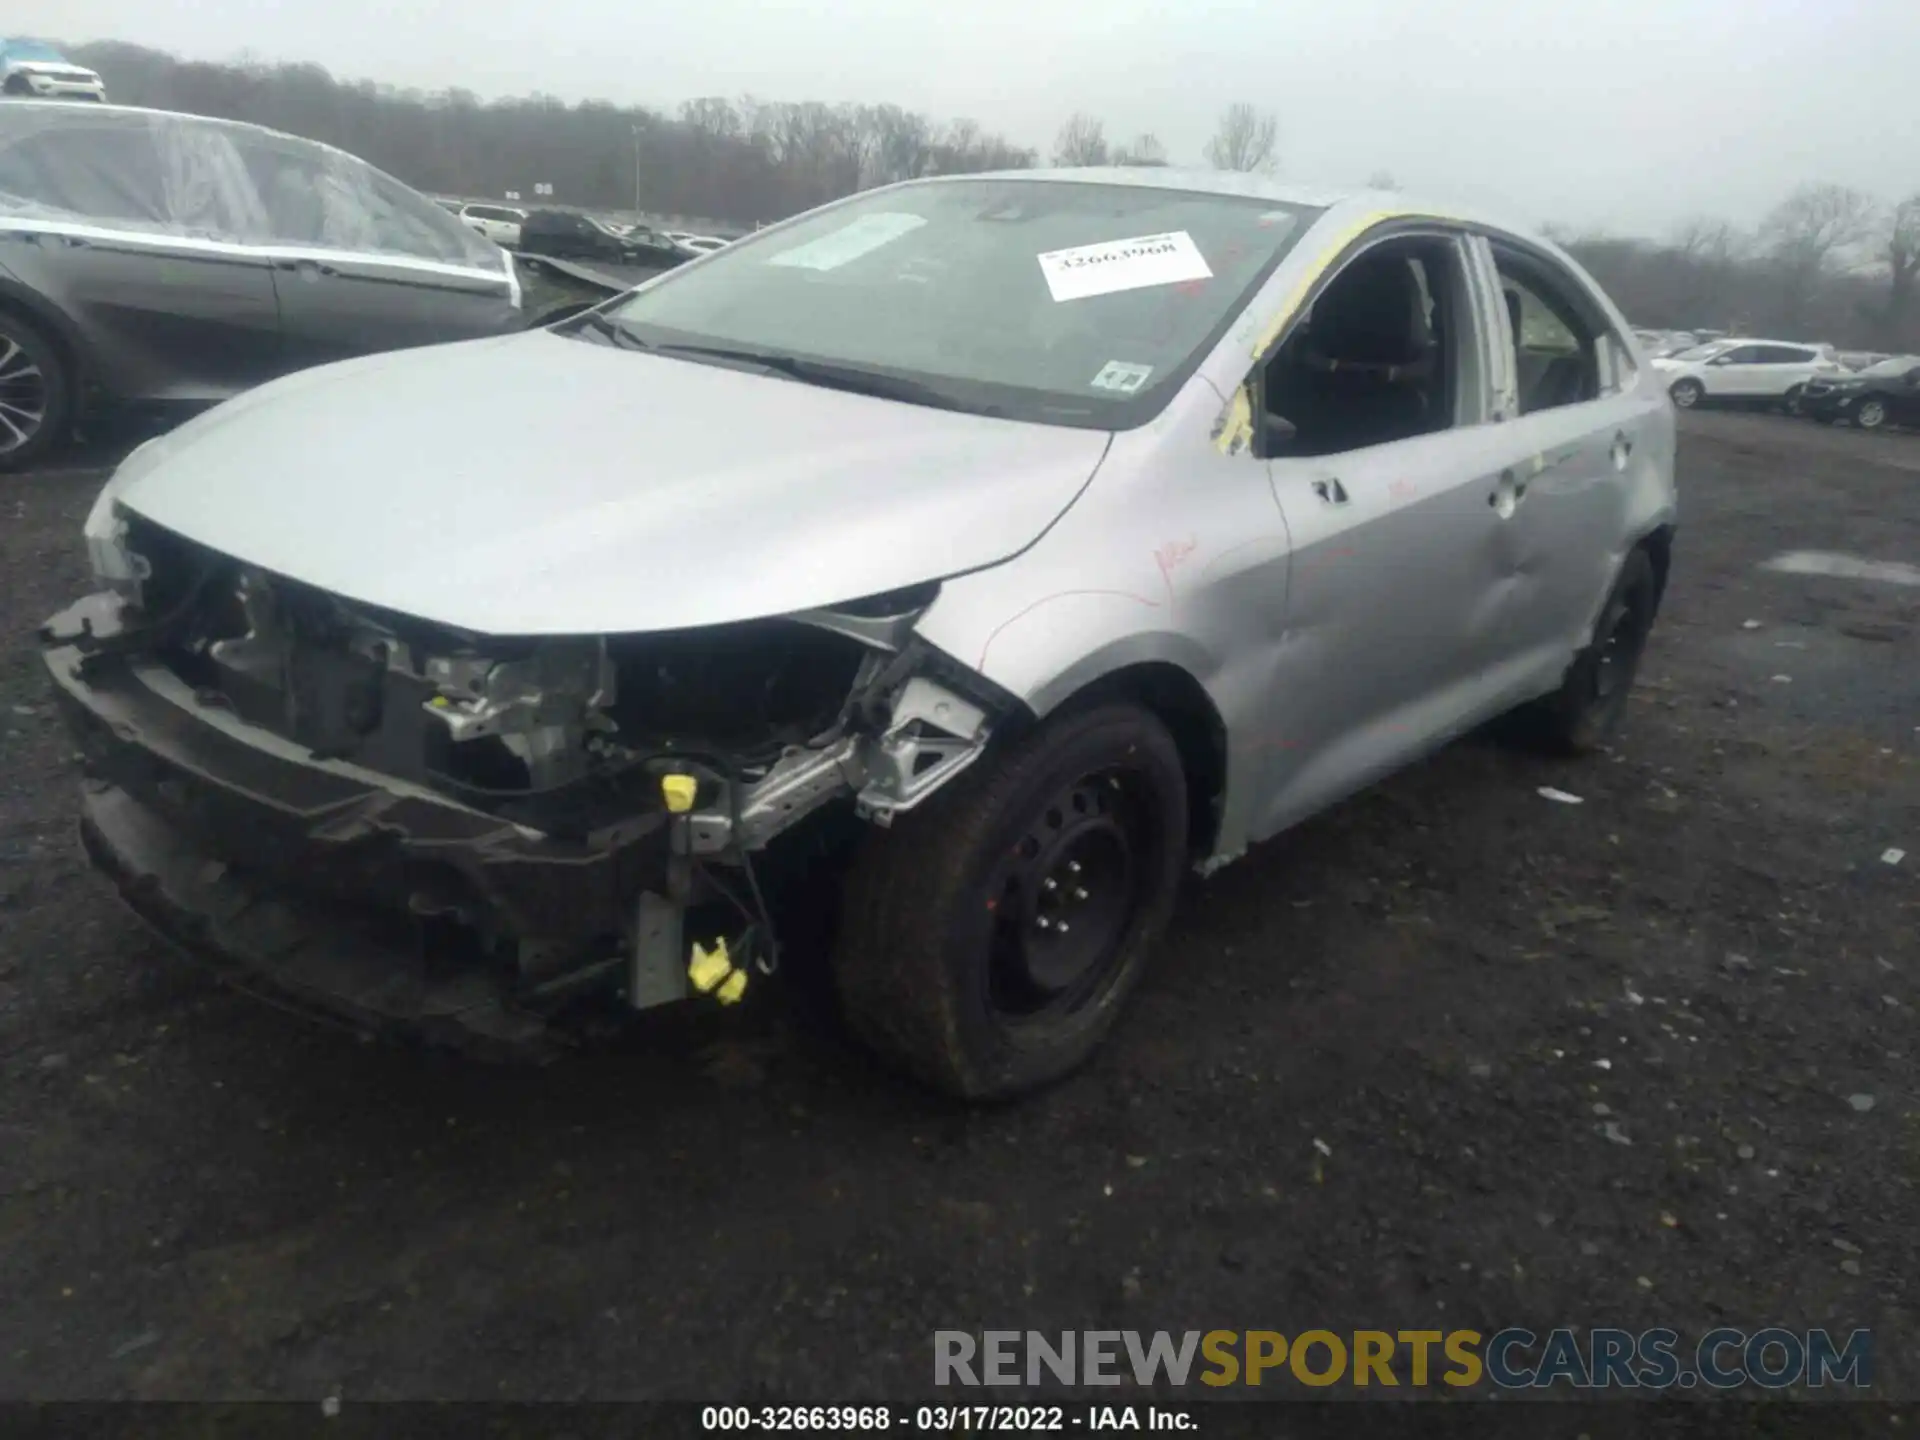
xmin=272 ymin=258 xmax=340 ymax=278
xmin=1310 ymin=477 xmax=1350 ymax=506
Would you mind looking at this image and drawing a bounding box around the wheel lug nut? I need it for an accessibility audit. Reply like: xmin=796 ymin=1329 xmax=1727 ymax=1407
xmin=1056 ymin=922 xmax=1070 ymax=934
xmin=1068 ymin=861 xmax=1081 ymax=874
xmin=1036 ymin=916 xmax=1052 ymax=930
xmin=1043 ymin=877 xmax=1058 ymax=891
xmin=1074 ymin=886 xmax=1088 ymax=900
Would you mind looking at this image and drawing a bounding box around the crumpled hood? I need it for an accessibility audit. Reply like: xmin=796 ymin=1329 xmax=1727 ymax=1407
xmin=112 ymin=331 xmax=1112 ymax=636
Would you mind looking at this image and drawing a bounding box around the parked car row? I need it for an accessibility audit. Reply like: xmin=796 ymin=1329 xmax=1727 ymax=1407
xmin=37 ymin=166 xmax=1677 ymax=1096
xmin=1634 ymin=326 xmax=1919 ymax=432
xmin=1648 ymin=337 xmax=1843 ymax=412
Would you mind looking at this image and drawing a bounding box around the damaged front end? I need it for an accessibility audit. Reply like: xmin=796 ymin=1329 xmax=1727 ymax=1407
xmin=41 ymin=509 xmax=1014 ymax=1057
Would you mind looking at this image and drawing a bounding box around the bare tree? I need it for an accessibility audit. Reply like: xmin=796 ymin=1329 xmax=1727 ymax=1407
xmin=1053 ymin=113 xmax=1110 ymax=167
xmin=1203 ymin=103 xmax=1278 ymax=173
xmin=678 ymin=97 xmax=741 ymax=141
xmin=1112 ymin=133 xmax=1168 ymax=167
xmin=1761 ymin=183 xmax=1879 ymax=332
xmin=1879 ymin=194 xmax=1920 ymax=347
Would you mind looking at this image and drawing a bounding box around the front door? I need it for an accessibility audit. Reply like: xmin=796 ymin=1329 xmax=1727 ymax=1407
xmin=1249 ymin=231 xmax=1512 ymax=837
xmin=1704 ymin=343 xmax=1766 ymax=397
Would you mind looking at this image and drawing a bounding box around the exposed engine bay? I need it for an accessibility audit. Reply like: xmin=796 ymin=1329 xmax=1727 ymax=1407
xmin=45 ymin=510 xmax=1012 ymax=1041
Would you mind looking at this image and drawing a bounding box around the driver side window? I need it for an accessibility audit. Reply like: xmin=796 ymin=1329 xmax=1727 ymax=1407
xmin=1256 ymin=235 xmax=1477 ymax=459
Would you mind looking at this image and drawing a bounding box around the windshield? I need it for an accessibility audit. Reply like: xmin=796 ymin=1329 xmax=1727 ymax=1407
xmin=602 ymin=178 xmax=1321 ymax=428
xmin=4 ymin=42 xmax=66 ymax=63
xmin=1670 ymin=342 xmax=1730 ymax=361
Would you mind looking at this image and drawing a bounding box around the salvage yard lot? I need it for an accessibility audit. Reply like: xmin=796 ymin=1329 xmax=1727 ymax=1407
xmin=1 ymin=410 xmax=1915 ymax=1403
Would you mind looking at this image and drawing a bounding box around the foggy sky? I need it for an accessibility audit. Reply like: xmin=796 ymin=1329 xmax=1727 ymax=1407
xmin=20 ymin=0 xmax=1919 ymax=236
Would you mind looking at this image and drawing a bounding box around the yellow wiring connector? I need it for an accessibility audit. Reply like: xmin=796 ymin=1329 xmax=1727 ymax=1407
xmin=687 ymin=937 xmax=748 ymax=1005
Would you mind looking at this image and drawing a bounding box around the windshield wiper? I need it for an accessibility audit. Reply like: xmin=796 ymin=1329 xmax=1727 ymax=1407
xmin=566 ymin=310 xmax=654 ymax=352
xmin=648 ymin=343 xmax=998 ymax=416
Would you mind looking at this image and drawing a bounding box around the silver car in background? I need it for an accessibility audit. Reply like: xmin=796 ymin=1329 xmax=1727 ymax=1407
xmin=0 ymin=101 xmax=522 ymax=468
xmin=40 ymin=169 xmax=1675 ymax=1097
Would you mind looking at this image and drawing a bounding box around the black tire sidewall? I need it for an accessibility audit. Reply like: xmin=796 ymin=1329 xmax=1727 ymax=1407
xmin=1670 ymin=379 xmax=1702 ymax=409
xmin=0 ymin=311 xmax=69 ymax=471
xmin=1560 ymin=549 xmax=1657 ymax=751
xmin=836 ymin=702 xmax=1189 ymax=1099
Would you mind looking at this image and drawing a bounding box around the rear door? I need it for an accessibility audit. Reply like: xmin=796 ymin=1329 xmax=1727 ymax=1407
xmin=0 ymin=109 xmax=281 ymax=402
xmin=1473 ymin=233 xmax=1658 ymax=684
xmin=1761 ymin=344 xmax=1819 ymax=395
xmin=239 ymin=132 xmax=520 ymax=370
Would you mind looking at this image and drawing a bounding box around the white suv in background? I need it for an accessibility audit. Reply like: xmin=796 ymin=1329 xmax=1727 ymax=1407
xmin=1 ymin=41 xmax=107 ymax=101
xmin=1650 ymin=338 xmax=1841 ymax=410
xmin=457 ymin=203 xmax=528 ymax=249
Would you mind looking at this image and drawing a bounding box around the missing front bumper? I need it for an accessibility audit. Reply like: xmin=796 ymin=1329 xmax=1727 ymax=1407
xmin=79 ymin=780 xmax=566 ymax=1060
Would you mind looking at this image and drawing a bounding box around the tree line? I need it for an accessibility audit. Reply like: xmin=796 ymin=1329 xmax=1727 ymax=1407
xmin=56 ymin=42 xmax=1920 ymax=350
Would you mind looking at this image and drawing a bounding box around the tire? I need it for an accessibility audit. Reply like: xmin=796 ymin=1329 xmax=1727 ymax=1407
xmin=1511 ymin=548 xmax=1659 ymax=756
xmin=0 ymin=309 xmax=70 ymax=473
xmin=1668 ymin=378 xmax=1704 ymax=410
xmin=2 ymin=75 xmax=31 ymax=97
xmin=1855 ymin=397 xmax=1888 ymax=432
xmin=1782 ymin=384 xmax=1805 ymax=414
xmin=833 ymin=702 xmax=1188 ymax=1100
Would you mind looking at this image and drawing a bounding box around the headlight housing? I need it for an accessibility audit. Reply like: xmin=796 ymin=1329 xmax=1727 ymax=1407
xmin=83 ymin=442 xmax=159 ymax=602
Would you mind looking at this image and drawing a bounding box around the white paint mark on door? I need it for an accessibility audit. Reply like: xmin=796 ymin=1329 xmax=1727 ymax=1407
xmin=1762 ymin=551 xmax=1920 ymax=587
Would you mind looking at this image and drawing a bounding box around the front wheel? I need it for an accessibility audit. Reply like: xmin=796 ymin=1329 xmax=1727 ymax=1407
xmin=1855 ymin=398 xmax=1888 ymax=431
xmin=1669 ymin=378 xmax=1704 ymax=410
xmin=833 ymin=702 xmax=1188 ymax=1099
xmin=1782 ymin=384 xmax=1805 ymax=414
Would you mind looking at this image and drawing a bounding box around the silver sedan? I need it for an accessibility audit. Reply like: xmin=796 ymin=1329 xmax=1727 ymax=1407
xmin=43 ymin=168 xmax=1675 ymax=1097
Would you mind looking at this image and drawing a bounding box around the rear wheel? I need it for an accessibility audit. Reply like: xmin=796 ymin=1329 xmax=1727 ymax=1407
xmin=1509 ymin=548 xmax=1658 ymax=756
xmin=1669 ymin=378 xmax=1703 ymax=410
xmin=833 ymin=702 xmax=1188 ymax=1099
xmin=0 ymin=310 xmax=69 ymax=473
xmin=1855 ymin=398 xmax=1888 ymax=431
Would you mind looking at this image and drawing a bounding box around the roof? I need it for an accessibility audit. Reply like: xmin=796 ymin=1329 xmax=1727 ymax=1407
xmin=907 ymin=166 xmax=1547 ymax=248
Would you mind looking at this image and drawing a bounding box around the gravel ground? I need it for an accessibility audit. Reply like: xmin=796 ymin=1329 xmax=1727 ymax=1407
xmin=0 ymin=410 xmax=1915 ymax=1412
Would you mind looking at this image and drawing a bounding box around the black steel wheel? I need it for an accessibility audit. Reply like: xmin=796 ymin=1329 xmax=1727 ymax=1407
xmin=834 ymin=702 xmax=1188 ymax=1099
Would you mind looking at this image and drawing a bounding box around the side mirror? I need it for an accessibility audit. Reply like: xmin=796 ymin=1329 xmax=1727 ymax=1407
xmin=1262 ymin=414 xmax=1299 ymax=454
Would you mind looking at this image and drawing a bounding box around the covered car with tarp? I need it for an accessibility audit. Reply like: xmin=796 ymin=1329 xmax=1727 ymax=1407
xmin=0 ymin=100 xmax=523 ymax=469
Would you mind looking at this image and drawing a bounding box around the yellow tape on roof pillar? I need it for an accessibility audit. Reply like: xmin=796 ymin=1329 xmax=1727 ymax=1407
xmin=1213 ymin=208 xmax=1399 ymax=455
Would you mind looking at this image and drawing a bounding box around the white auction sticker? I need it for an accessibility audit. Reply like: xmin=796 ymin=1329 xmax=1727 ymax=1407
xmin=1091 ymin=361 xmax=1154 ymax=393
xmin=766 ymin=212 xmax=926 ymax=272
xmin=1037 ymin=230 xmax=1213 ymax=302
